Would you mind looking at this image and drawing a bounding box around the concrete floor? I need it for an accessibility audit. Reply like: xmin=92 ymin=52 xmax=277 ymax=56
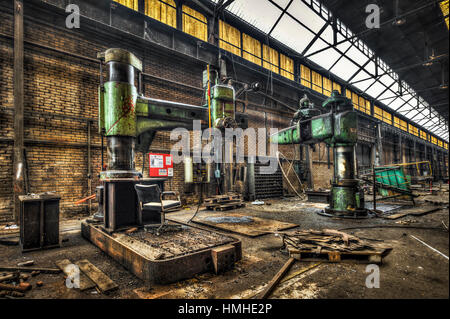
xmin=0 ymin=194 xmax=448 ymax=299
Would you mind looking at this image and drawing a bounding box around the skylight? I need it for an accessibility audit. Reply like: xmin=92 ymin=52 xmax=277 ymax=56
xmin=211 ymin=0 xmax=448 ymax=141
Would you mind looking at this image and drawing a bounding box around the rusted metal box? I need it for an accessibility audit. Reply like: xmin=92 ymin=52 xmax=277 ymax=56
xmin=19 ymin=193 xmax=61 ymax=252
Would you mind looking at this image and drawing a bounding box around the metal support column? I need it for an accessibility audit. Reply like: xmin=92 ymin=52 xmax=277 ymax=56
xmin=13 ymin=0 xmax=25 ymax=223
xmin=305 ymin=146 xmax=314 ymax=189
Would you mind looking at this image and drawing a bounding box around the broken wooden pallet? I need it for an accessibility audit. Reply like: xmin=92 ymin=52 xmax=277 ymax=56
xmin=206 ymin=202 xmax=245 ymax=211
xmin=281 ymin=229 xmax=392 ymax=264
xmin=204 ymin=194 xmax=242 ymax=204
xmin=287 ymin=247 xmax=392 ymax=264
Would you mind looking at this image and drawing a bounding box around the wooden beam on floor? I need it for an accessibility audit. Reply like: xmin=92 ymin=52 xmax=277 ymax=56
xmin=255 ymin=257 xmax=295 ymax=299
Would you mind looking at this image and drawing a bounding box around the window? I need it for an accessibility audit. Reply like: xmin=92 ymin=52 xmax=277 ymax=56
xmin=263 ymin=45 xmax=279 ymax=73
xmin=280 ymin=54 xmax=294 ymax=80
xmin=219 ymin=20 xmax=241 ymax=56
xmin=333 ymin=82 xmax=341 ymax=94
xmin=146 ymin=0 xmax=176 ymax=28
xmin=182 ymin=6 xmax=207 ymax=41
xmin=374 ymin=106 xmax=383 ymax=120
xmin=311 ymin=71 xmax=322 ymax=94
xmin=409 ymin=124 xmax=419 ymax=137
xmin=351 ymin=93 xmax=359 ymax=111
xmin=394 ymin=116 xmax=407 ymax=131
xmin=323 ymin=77 xmax=332 ymax=96
xmin=300 ymin=65 xmax=311 ymax=88
xmin=420 ymin=130 xmax=427 ymax=140
xmin=242 ymin=34 xmax=262 ymax=66
xmin=358 ymin=96 xmax=371 ymax=115
xmin=115 ymin=0 xmax=138 ymax=11
xmin=382 ymin=110 xmax=392 ymax=124
xmin=345 ymin=89 xmax=352 ymax=101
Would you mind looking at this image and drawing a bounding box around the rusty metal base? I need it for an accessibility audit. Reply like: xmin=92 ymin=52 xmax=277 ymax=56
xmin=81 ymin=221 xmax=241 ymax=284
xmin=318 ymin=208 xmax=375 ymax=219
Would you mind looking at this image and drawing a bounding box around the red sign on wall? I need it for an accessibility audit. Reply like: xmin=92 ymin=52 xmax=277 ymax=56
xmin=148 ymin=153 xmax=173 ymax=177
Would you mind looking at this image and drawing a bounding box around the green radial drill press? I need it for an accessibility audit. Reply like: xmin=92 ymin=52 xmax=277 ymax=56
xmin=270 ymin=91 xmax=369 ymax=218
xmin=96 ymin=48 xmax=247 ymax=231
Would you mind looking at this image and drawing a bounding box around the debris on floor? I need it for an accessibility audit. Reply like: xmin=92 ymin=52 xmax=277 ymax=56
xmin=17 ymin=260 xmax=34 ymax=267
xmin=251 ymin=200 xmax=265 ymax=205
xmin=204 ymin=193 xmax=245 ymax=211
xmin=280 ymin=229 xmax=392 ymax=264
xmin=384 ymin=206 xmax=443 ymax=220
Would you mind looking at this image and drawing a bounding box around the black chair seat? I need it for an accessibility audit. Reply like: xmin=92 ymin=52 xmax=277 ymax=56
xmin=135 ymin=184 xmax=181 ymax=225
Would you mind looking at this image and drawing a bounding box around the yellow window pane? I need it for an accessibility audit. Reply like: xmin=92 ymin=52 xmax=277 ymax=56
xmin=182 ymin=6 xmax=207 ymax=41
xmin=374 ymin=106 xmax=383 ymax=120
xmin=382 ymin=110 xmax=392 ymax=124
xmin=280 ymin=54 xmax=294 ymax=80
xmin=242 ymin=34 xmax=261 ymax=66
xmin=345 ymin=89 xmax=352 ymax=100
xmin=323 ymin=77 xmax=332 ymax=96
xmin=352 ymin=93 xmax=359 ymax=111
xmin=420 ymin=131 xmax=427 ymax=140
xmin=440 ymin=1 xmax=449 ymax=29
xmin=358 ymin=96 xmax=366 ymax=113
xmin=219 ymin=20 xmax=241 ymax=56
xmin=146 ymin=0 xmax=176 ymax=28
xmin=364 ymin=99 xmax=371 ymax=115
xmin=333 ymin=82 xmax=341 ymax=94
xmin=409 ymin=124 xmax=419 ymax=136
xmin=300 ymin=65 xmax=311 ymax=88
xmin=311 ymin=71 xmax=322 ymax=94
xmin=263 ymin=45 xmax=279 ymax=73
xmin=115 ymin=0 xmax=138 ymax=11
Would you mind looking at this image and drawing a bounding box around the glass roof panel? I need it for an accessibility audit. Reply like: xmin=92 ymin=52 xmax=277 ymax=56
xmin=212 ymin=0 xmax=448 ymax=140
xmin=287 ymin=0 xmax=326 ymax=35
xmin=330 ymin=56 xmax=360 ymax=80
xmin=345 ymin=46 xmax=370 ymax=71
xmin=308 ymin=47 xmax=343 ymax=70
xmin=365 ymin=82 xmax=387 ymax=98
xmin=271 ymin=15 xmax=317 ymax=53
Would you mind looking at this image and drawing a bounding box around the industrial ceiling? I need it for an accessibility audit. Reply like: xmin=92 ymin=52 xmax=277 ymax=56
xmin=209 ymin=0 xmax=449 ymax=140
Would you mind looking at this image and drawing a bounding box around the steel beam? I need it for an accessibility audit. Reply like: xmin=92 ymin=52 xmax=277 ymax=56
xmin=268 ymin=0 xmax=294 ymax=36
xmin=300 ymin=19 xmax=330 ymax=56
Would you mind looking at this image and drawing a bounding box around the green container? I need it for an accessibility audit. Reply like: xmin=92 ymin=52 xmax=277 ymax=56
xmin=375 ymin=166 xmax=410 ymax=196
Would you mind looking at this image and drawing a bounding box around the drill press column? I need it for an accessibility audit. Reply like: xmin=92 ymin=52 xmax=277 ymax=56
xmin=98 ymin=48 xmax=143 ymax=179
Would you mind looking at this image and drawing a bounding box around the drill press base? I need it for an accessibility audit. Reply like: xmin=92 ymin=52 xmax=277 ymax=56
xmin=81 ymin=221 xmax=241 ymax=284
xmin=318 ymin=208 xmax=375 ymax=219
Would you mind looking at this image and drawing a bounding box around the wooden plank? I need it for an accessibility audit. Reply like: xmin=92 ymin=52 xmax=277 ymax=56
xmin=256 ymin=257 xmax=295 ymax=299
xmin=385 ymin=206 xmax=441 ymax=220
xmin=0 ymin=266 xmax=61 ymax=274
xmin=55 ymin=259 xmax=96 ymax=291
xmin=75 ymin=259 xmax=118 ymax=293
